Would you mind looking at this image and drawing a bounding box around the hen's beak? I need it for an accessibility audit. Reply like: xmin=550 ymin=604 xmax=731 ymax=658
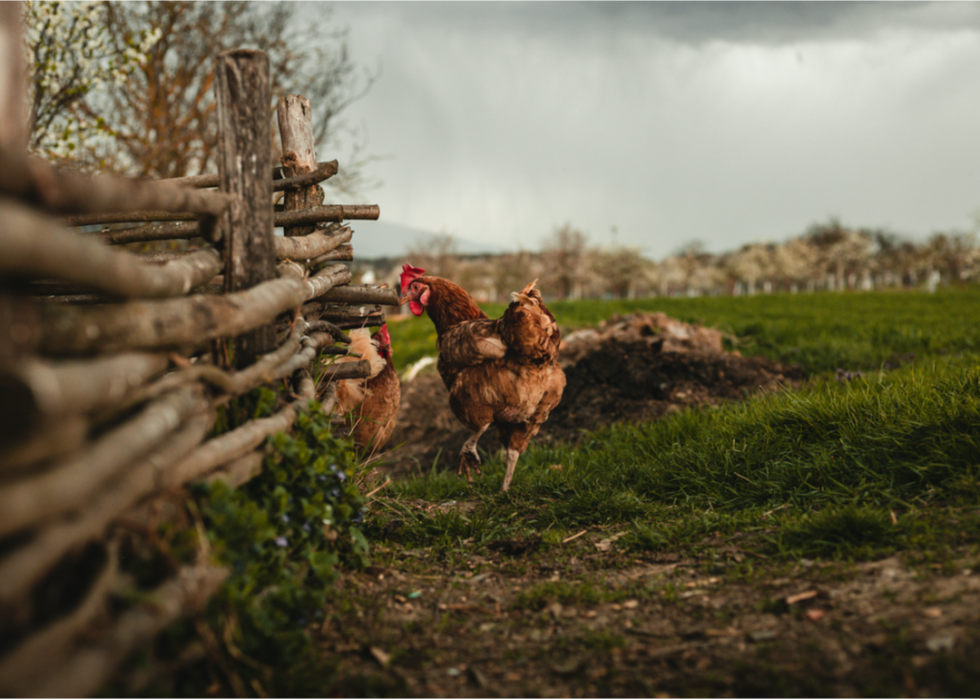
xmin=398 ymin=295 xmax=410 ymax=306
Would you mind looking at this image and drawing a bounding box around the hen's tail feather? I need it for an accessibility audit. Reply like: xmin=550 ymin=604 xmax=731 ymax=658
xmin=511 ymin=279 xmax=541 ymax=305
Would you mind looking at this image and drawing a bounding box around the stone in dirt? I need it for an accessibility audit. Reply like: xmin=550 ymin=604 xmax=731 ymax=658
xmin=380 ymin=312 xmax=806 ymax=477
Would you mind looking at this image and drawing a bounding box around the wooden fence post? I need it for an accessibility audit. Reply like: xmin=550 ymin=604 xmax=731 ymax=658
xmin=0 ymin=3 xmax=26 ymax=151
xmin=277 ymin=94 xmax=323 ymax=237
xmin=215 ymin=49 xmax=276 ymax=367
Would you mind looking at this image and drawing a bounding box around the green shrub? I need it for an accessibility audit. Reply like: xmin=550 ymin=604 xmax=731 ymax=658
xmin=192 ymin=399 xmax=369 ymax=690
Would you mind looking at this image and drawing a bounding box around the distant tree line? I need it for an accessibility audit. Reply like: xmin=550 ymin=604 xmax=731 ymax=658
xmin=366 ymin=218 xmax=980 ymax=302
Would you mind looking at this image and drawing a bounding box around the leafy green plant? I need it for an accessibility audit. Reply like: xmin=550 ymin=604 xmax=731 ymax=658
xmin=193 ymin=400 xmax=369 ymax=691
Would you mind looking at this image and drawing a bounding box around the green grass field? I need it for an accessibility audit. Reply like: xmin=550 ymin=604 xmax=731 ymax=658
xmin=380 ymin=286 xmax=980 ymax=563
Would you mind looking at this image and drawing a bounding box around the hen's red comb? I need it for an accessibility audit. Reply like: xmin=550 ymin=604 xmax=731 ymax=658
xmin=400 ymin=264 xmax=426 ymax=294
xmin=377 ymin=324 xmax=392 ymax=348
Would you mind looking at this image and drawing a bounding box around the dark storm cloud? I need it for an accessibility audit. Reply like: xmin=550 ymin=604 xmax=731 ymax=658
xmin=320 ymin=1 xmax=980 ymax=258
xmin=336 ymin=2 xmax=980 ymax=47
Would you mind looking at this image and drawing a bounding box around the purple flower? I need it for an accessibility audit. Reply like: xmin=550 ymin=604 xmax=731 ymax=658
xmin=302 ymin=522 xmax=312 ymax=533
xmin=274 ymin=536 xmax=288 ymax=548
xmin=281 ymin=513 xmax=290 ymax=523
xmin=337 ymin=471 xmax=347 ymax=483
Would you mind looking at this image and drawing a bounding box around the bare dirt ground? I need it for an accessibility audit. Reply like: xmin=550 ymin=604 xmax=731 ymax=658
xmin=318 ymin=516 xmax=980 ymax=697
xmin=382 ymin=313 xmax=806 ymax=477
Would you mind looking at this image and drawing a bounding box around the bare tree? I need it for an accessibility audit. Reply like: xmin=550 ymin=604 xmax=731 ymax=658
xmin=43 ymin=2 xmax=376 ymax=189
xmin=404 ymin=232 xmax=462 ymax=281
xmin=539 ymin=223 xmax=587 ymax=300
xmin=492 ymin=250 xmax=538 ymax=302
xmin=922 ymin=231 xmax=978 ymax=283
xmin=589 ymin=245 xmax=649 ymax=300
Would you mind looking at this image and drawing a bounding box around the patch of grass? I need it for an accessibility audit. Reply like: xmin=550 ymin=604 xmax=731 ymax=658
xmin=376 ymin=355 xmax=980 ymax=562
xmin=775 ymin=504 xmax=897 ymax=558
xmin=513 ymin=581 xmax=605 ymax=610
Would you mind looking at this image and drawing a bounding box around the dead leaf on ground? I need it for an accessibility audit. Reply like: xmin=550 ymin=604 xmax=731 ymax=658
xmin=369 ymin=646 xmax=391 ymax=667
xmin=786 ymin=589 xmax=819 ymax=605
xmin=806 ymin=608 xmax=826 ymax=621
xmin=923 ymin=607 xmax=943 ymax=618
xmin=595 ymin=531 xmax=628 ymax=552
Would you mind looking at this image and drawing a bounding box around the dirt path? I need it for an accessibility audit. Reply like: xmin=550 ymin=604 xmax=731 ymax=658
xmin=317 ymin=511 xmax=980 ymax=697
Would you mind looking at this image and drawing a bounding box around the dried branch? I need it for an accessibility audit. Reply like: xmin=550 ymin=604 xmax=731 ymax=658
xmin=165 ymin=401 xmax=301 ymax=486
xmin=98 ymin=220 xmax=200 ymax=246
xmin=304 ymin=320 xmax=350 ymax=344
xmin=311 ymin=243 xmax=353 ymax=264
xmin=0 ymin=352 xmax=169 ymax=439
xmin=159 ymin=160 xmax=338 ymax=191
xmin=29 ymin=563 xmax=228 ymax=699
xmin=319 ymin=358 xmax=372 ymax=382
xmin=0 ymin=539 xmax=121 ymax=696
xmin=275 ymin=204 xmax=379 ymax=227
xmin=302 ymin=301 xmax=385 ymax=328
xmin=0 ymin=415 xmax=87 ymax=473
xmin=0 ymin=386 xmax=208 ymax=538
xmin=96 ymin=208 xmax=365 ymax=246
xmin=0 ymin=414 xmax=212 ymax=605
xmin=35 ymin=264 xmax=352 ymax=355
xmin=204 ymin=451 xmax=265 ymax=489
xmin=1 ymin=201 xmax=222 ymax=298
xmin=318 ymin=284 xmax=399 ymax=306
xmin=273 ymin=226 xmax=351 ymax=260
xmin=0 ymin=150 xmax=232 ymax=221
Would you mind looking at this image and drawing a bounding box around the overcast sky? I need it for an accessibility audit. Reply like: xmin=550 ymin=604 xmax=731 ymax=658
xmin=304 ymin=2 xmax=980 ymax=259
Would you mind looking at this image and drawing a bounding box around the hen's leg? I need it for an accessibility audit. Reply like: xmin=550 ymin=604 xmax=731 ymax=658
xmin=458 ymin=424 xmax=489 ymax=483
xmin=501 ymin=448 xmax=522 ymax=492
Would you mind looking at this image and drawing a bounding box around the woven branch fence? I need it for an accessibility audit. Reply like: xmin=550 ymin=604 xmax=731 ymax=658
xmin=0 ymin=25 xmax=397 ymax=697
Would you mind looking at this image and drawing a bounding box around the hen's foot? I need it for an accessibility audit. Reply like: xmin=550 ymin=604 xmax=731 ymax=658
xmin=457 ymin=450 xmax=483 ymax=484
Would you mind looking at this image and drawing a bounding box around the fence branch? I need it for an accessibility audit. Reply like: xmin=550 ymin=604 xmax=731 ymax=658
xmin=0 ymin=386 xmax=208 ymax=539
xmin=0 ymin=413 xmax=212 ymax=605
xmin=312 ymin=243 xmax=354 ymax=264
xmin=0 ymin=150 xmax=232 ymax=222
xmin=159 ymin=160 xmax=337 ymax=191
xmin=0 ymin=352 xmax=169 ymax=439
xmin=36 ymin=264 xmax=352 ymax=355
xmin=30 ymin=562 xmax=229 ymax=699
xmin=0 ymin=540 xmax=121 ymax=696
xmin=1 ymin=201 xmax=222 ymax=298
xmin=273 ymin=226 xmax=351 ymax=260
xmin=318 ymin=284 xmax=400 ymax=306
xmin=275 ymin=204 xmax=380 ymax=226
xmin=96 ymin=207 xmax=371 ymax=246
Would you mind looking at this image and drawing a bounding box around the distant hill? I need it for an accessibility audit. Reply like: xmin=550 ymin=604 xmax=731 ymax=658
xmin=342 ymin=220 xmax=511 ymax=260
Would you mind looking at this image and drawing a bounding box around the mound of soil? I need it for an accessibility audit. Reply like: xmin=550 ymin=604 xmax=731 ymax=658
xmin=381 ymin=313 xmax=806 ymax=476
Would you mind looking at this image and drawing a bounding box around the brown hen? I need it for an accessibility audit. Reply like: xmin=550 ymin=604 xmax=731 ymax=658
xmin=399 ymin=264 xmax=565 ymax=491
xmin=332 ymin=324 xmax=401 ymax=457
